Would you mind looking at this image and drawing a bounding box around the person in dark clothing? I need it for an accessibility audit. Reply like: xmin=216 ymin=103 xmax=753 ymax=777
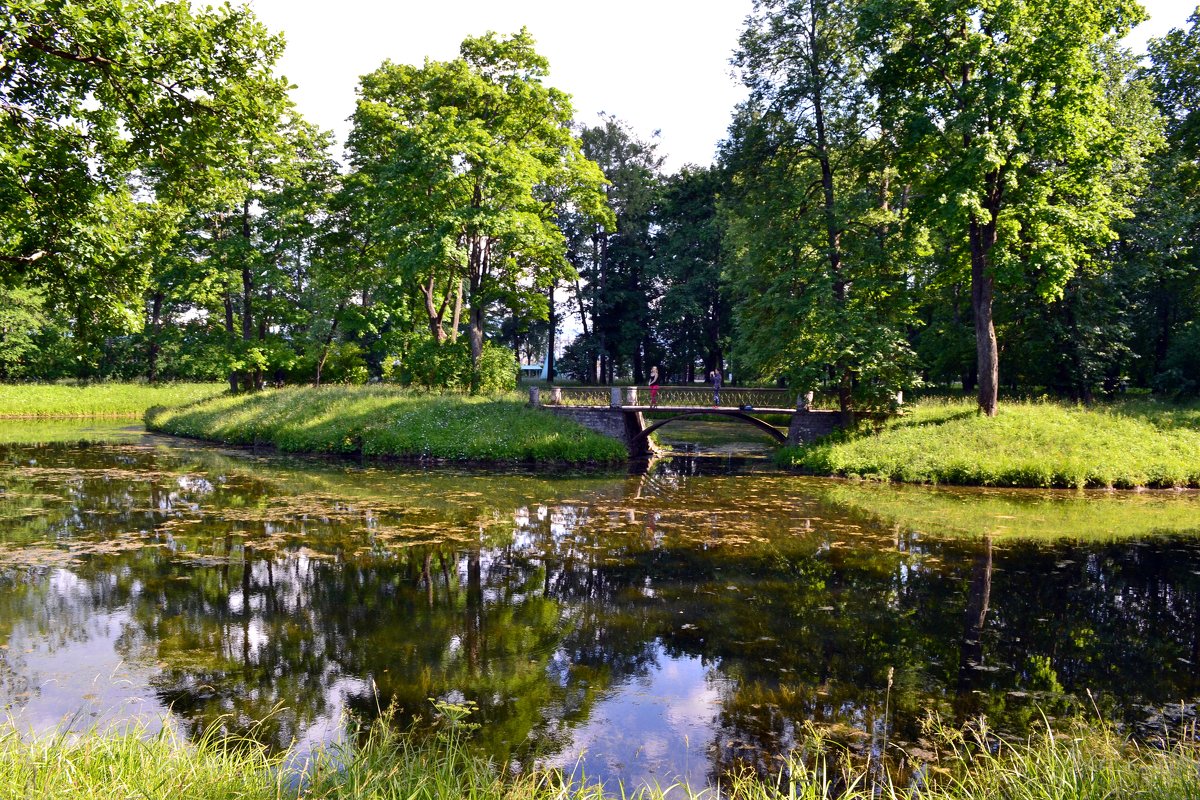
xmin=710 ymin=369 xmax=722 ymax=406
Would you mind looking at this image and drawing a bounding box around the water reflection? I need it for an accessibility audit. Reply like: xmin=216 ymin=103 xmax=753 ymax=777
xmin=1 ymin=429 xmax=1199 ymax=788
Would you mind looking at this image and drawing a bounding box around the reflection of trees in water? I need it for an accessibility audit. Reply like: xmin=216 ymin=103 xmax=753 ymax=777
xmin=4 ymin=442 xmax=1200 ymax=781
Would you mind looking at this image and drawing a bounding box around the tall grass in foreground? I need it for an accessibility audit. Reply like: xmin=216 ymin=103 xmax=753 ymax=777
xmin=2 ymin=712 xmax=1198 ymax=800
xmin=0 ymin=382 xmax=224 ymax=418
xmin=146 ymin=386 xmax=628 ymax=463
xmin=780 ymin=398 xmax=1200 ymax=488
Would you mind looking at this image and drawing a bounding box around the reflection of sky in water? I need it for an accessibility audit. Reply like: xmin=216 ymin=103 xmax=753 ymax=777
xmin=551 ymin=642 xmax=727 ymax=791
xmin=0 ymin=566 xmax=360 ymax=768
xmin=2 ymin=570 xmax=167 ymax=736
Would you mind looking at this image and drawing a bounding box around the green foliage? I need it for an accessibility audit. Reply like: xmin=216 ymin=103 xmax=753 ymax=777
xmin=0 ymin=717 xmax=287 ymax=800
xmin=1154 ymin=321 xmax=1200 ymax=398
xmin=398 ymin=340 xmax=517 ymax=394
xmin=780 ymin=398 xmax=1200 ymax=488
xmin=0 ymin=287 xmax=48 ymax=380
xmin=724 ymin=0 xmax=920 ymax=410
xmin=145 ymin=386 xmax=626 ymax=463
xmin=862 ymin=0 xmax=1156 ymax=413
xmin=0 ymin=0 xmax=289 ymax=329
xmin=654 ymin=166 xmax=730 ymax=383
xmin=1 ymin=712 xmax=1198 ymax=800
xmin=347 ymin=30 xmax=613 ymax=380
xmin=0 ymin=382 xmax=224 ymax=418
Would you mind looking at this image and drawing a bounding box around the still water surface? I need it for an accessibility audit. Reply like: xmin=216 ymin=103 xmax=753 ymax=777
xmin=1 ymin=422 xmax=1199 ymax=788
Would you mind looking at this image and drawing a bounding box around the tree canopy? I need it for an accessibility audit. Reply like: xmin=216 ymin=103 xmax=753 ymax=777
xmin=1 ymin=1 xmax=1198 ymax=409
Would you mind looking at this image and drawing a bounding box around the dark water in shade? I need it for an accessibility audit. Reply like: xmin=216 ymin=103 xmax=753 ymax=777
xmin=2 ymin=423 xmax=1200 ymax=789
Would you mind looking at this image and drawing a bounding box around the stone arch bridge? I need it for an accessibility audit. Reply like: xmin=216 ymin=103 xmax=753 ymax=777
xmin=530 ymin=385 xmax=858 ymax=460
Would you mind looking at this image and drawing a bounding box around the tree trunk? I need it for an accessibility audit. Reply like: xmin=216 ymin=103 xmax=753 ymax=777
xmin=240 ymin=195 xmax=257 ymax=392
xmin=450 ymin=278 xmax=464 ymax=344
xmin=147 ymin=291 xmax=164 ymax=383
xmin=546 ymin=283 xmax=556 ymax=383
xmin=421 ymin=275 xmax=449 ymax=343
xmin=468 ymin=303 xmax=485 ymax=390
xmin=809 ymin=10 xmax=850 ymax=416
xmin=314 ymin=305 xmax=344 ymax=387
xmin=223 ymin=288 xmax=239 ymax=393
xmin=969 ymin=216 xmax=999 ymax=416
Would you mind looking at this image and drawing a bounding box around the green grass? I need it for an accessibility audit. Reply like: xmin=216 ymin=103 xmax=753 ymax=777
xmin=2 ymin=712 xmax=1197 ymax=800
xmin=779 ymin=398 xmax=1200 ymax=488
xmin=0 ymin=382 xmax=225 ymax=418
xmin=815 ymin=479 xmax=1200 ymax=541
xmin=145 ymin=386 xmax=629 ymax=464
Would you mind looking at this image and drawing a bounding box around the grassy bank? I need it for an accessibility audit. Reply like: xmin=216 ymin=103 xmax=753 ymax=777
xmin=780 ymin=398 xmax=1200 ymax=488
xmin=2 ymin=713 xmax=1197 ymax=800
xmin=145 ymin=386 xmax=628 ymax=463
xmin=816 ymin=480 xmax=1200 ymax=541
xmin=0 ymin=382 xmax=224 ymax=418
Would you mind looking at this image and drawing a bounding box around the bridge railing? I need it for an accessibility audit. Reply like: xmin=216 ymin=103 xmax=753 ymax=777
xmin=649 ymin=386 xmax=796 ymax=409
xmin=533 ymin=385 xmax=803 ymax=408
xmin=539 ymin=386 xmax=614 ymax=407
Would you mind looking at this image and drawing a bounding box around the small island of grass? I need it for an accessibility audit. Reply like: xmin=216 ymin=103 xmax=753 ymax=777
xmin=144 ymin=385 xmax=628 ymax=464
xmin=780 ymin=398 xmax=1200 ymax=489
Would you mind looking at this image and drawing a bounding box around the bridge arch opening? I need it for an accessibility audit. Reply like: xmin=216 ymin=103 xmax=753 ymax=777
xmin=633 ymin=410 xmax=788 ymax=445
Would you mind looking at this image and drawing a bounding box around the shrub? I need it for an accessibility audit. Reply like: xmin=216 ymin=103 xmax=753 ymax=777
xmin=1153 ymin=321 xmax=1200 ymax=399
xmin=398 ymin=339 xmax=516 ymax=393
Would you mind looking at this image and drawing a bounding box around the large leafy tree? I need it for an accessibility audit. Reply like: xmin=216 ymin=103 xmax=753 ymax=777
xmin=862 ymin=0 xmax=1148 ymax=414
xmin=724 ymin=0 xmax=916 ymax=412
xmin=1122 ymin=7 xmax=1200 ymax=396
xmin=0 ymin=0 xmax=288 ymax=331
xmin=564 ymin=116 xmax=663 ymax=384
xmin=347 ymin=29 xmax=611 ymax=386
xmin=654 ymin=165 xmax=729 ymax=384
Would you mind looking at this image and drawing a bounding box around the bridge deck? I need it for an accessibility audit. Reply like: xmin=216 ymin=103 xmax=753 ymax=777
xmin=613 ymin=405 xmax=798 ymax=414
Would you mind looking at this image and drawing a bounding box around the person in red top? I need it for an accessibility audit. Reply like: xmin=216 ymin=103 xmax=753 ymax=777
xmin=649 ymin=366 xmax=660 ymax=408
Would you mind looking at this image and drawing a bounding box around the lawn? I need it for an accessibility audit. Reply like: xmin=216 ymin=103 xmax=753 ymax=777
xmin=145 ymin=385 xmax=628 ymax=464
xmin=779 ymin=397 xmax=1200 ymax=488
xmin=0 ymin=382 xmax=225 ymax=418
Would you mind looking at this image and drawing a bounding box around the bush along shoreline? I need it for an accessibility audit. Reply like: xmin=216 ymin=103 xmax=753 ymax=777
xmin=778 ymin=398 xmax=1200 ymax=489
xmin=144 ymin=386 xmax=628 ymax=465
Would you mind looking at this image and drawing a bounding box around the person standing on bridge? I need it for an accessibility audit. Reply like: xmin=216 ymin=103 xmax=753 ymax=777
xmin=649 ymin=366 xmax=660 ymax=408
xmin=710 ymin=369 xmax=722 ymax=406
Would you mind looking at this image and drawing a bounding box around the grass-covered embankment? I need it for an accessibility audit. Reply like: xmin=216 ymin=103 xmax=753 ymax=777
xmin=145 ymin=386 xmax=628 ymax=463
xmin=3 ymin=713 xmax=1198 ymax=800
xmin=780 ymin=398 xmax=1200 ymax=488
xmin=0 ymin=382 xmax=224 ymax=418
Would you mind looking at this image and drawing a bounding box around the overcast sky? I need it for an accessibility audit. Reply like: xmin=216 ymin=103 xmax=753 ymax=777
xmin=247 ymin=0 xmax=1197 ymax=172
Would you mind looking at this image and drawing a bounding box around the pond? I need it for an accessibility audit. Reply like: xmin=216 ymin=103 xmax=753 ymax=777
xmin=1 ymin=421 xmax=1199 ymax=789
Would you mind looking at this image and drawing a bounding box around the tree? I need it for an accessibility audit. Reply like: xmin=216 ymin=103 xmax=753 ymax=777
xmin=655 ymin=166 xmax=729 ymax=383
xmin=565 ymin=116 xmax=664 ymax=384
xmin=724 ymin=0 xmax=916 ymax=412
xmin=1 ymin=0 xmax=289 ymax=332
xmin=1123 ymin=7 xmax=1200 ymax=396
xmin=347 ymin=29 xmax=611 ymax=388
xmin=168 ymin=111 xmax=337 ymax=391
xmin=862 ymin=0 xmax=1148 ymax=414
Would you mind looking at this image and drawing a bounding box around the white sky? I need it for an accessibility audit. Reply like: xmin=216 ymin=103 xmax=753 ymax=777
xmin=247 ymin=0 xmax=1196 ymax=173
